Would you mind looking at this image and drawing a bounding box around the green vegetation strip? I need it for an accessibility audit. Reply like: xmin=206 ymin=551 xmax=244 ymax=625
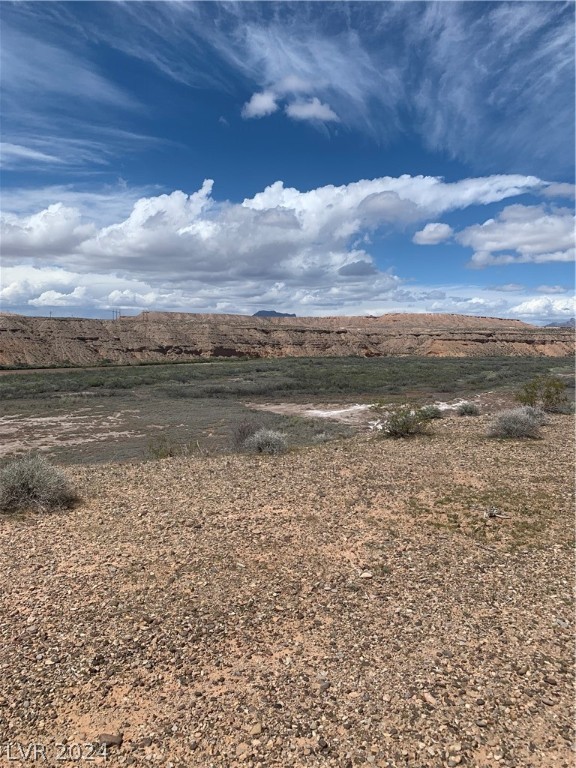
xmin=0 ymin=355 xmax=572 ymax=401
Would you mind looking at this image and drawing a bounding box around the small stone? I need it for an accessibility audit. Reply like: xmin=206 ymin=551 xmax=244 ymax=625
xmin=249 ymin=723 xmax=262 ymax=737
xmin=359 ymin=571 xmax=373 ymax=579
xmin=423 ymin=692 xmax=437 ymax=707
xmin=448 ymin=757 xmax=462 ymax=767
xmin=98 ymin=733 xmax=123 ymax=748
xmin=319 ymin=681 xmax=331 ymax=693
xmin=236 ymin=742 xmax=250 ymax=756
xmin=476 ymin=720 xmax=488 ymax=728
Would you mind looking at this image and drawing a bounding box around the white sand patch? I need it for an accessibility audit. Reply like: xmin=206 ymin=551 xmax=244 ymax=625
xmin=246 ymin=401 xmax=373 ymax=425
xmin=305 ymin=404 xmax=371 ymax=419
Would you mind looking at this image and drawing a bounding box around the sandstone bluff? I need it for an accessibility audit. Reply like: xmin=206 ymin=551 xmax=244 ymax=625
xmin=0 ymin=312 xmax=573 ymax=368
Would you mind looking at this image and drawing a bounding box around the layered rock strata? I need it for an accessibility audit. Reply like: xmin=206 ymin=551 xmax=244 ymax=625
xmin=0 ymin=312 xmax=573 ymax=367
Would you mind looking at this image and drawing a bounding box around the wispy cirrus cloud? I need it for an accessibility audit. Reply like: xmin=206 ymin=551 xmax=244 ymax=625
xmin=0 ymin=143 xmax=65 ymax=168
xmin=1 ymin=25 xmax=136 ymax=111
xmin=3 ymin=3 xmax=572 ymax=173
xmin=396 ymin=1 xmax=574 ymax=174
xmin=0 ymin=14 xmax=155 ymax=173
xmin=536 ymin=285 xmax=568 ymax=294
xmin=90 ymin=1 xmax=572 ymax=171
xmin=0 ymin=129 xmax=161 ymax=171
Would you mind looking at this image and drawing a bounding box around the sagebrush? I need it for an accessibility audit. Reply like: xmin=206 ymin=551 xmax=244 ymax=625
xmin=0 ymin=455 xmax=78 ymax=513
xmin=518 ymin=405 xmax=548 ymax=426
xmin=419 ymin=405 xmax=443 ymax=420
xmin=487 ymin=407 xmax=542 ymax=439
xmin=457 ymin=402 xmax=480 ymax=416
xmin=243 ymin=428 xmax=288 ymax=455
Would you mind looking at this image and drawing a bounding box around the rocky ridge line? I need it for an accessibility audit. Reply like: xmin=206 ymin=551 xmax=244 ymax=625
xmin=0 ymin=312 xmax=573 ymax=367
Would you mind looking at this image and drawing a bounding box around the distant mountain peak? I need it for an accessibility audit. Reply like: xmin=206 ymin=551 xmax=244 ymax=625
xmin=253 ymin=310 xmax=297 ymax=318
xmin=545 ymin=317 xmax=575 ymax=328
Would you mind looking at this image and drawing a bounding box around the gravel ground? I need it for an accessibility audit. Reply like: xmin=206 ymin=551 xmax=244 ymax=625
xmin=0 ymin=413 xmax=573 ymax=768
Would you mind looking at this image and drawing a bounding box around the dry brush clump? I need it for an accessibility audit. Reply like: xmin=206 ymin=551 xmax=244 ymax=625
xmin=243 ymin=428 xmax=288 ymax=455
xmin=372 ymin=405 xmax=434 ymax=438
xmin=0 ymin=455 xmax=78 ymax=514
xmin=418 ymin=405 xmax=443 ymax=420
xmin=457 ymin=402 xmax=480 ymax=416
xmin=487 ymin=406 xmax=544 ymax=439
xmin=229 ymin=419 xmax=262 ymax=451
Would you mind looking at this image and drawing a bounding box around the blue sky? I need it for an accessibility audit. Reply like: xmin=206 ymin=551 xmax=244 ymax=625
xmin=1 ymin=1 xmax=574 ymax=323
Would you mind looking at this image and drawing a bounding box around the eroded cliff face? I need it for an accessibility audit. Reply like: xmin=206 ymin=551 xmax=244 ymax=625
xmin=0 ymin=312 xmax=573 ymax=367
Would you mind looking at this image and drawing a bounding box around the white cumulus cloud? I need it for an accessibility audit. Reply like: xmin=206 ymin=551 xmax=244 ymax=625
xmin=412 ymin=222 xmax=453 ymax=245
xmin=29 ymin=286 xmax=87 ymax=307
xmin=1 ymin=173 xmax=567 ymax=317
xmin=458 ymin=204 xmax=575 ymax=268
xmin=285 ymin=97 xmax=339 ymax=122
xmin=509 ymin=296 xmax=576 ymax=318
xmin=540 ymin=183 xmax=576 ymax=200
xmin=241 ymin=90 xmax=279 ymax=119
xmin=1 ymin=203 xmax=96 ymax=258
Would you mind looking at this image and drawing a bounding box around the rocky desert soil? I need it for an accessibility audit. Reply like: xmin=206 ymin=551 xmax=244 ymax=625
xmin=0 ymin=412 xmax=574 ymax=768
xmin=1 ymin=312 xmax=573 ymax=367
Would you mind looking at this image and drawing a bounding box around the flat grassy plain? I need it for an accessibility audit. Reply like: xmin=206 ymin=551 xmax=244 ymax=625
xmin=0 ymin=355 xmax=573 ymax=464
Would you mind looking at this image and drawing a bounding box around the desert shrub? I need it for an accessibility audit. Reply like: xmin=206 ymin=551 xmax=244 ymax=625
xmin=457 ymin=402 xmax=480 ymax=416
xmin=146 ymin=434 xmax=181 ymax=459
xmin=146 ymin=435 xmax=203 ymax=459
xmin=243 ymin=428 xmax=288 ymax=455
xmin=515 ymin=375 xmax=570 ymax=412
xmin=419 ymin=405 xmax=443 ymax=420
xmin=0 ymin=455 xmax=78 ymax=513
xmin=554 ymin=400 xmax=576 ymax=414
xmin=487 ymin=408 xmax=542 ymax=439
xmin=381 ymin=406 xmax=432 ymax=438
xmin=229 ymin=419 xmax=261 ymax=450
xmin=518 ymin=405 xmax=548 ymax=426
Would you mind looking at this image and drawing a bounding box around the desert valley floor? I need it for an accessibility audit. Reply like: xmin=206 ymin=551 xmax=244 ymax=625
xmin=0 ymin=405 xmax=573 ymax=768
